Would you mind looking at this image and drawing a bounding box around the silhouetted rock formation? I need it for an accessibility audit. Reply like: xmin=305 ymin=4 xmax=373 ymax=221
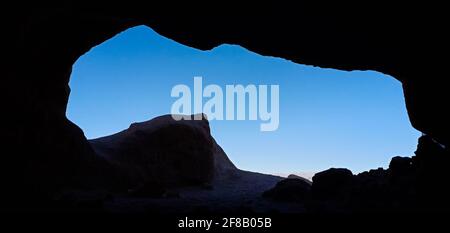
xmin=263 ymin=178 xmax=311 ymax=202
xmin=312 ymin=168 xmax=354 ymax=201
xmin=90 ymin=114 xmax=215 ymax=189
xmin=90 ymin=115 xmax=284 ymax=212
xmin=3 ymin=4 xmax=449 ymax=211
xmin=350 ymin=135 xmax=449 ymax=212
xmin=264 ymin=135 xmax=449 ymax=212
xmin=29 ymin=114 xmax=285 ymax=213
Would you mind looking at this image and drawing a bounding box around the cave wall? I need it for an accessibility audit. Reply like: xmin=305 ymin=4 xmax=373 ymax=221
xmin=3 ymin=3 xmax=448 ymax=207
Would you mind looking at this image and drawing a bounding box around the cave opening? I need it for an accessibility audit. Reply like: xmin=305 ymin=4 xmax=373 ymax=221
xmin=67 ymin=25 xmax=420 ymax=179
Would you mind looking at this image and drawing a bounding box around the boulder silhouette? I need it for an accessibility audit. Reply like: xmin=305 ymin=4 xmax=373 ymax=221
xmin=262 ymin=177 xmax=311 ymax=202
xmin=90 ymin=114 xmax=215 ymax=189
xmin=312 ymin=168 xmax=354 ymax=200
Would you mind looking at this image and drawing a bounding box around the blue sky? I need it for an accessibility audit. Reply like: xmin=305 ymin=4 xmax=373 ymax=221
xmin=67 ymin=26 xmax=420 ymax=175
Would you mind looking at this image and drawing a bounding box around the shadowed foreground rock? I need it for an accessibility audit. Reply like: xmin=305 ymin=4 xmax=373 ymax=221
xmin=312 ymin=168 xmax=354 ymax=201
xmin=263 ymin=177 xmax=311 ymax=202
xmin=263 ymin=135 xmax=450 ymax=212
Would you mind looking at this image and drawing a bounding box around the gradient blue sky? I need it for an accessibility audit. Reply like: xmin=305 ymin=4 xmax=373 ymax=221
xmin=67 ymin=26 xmax=420 ymax=175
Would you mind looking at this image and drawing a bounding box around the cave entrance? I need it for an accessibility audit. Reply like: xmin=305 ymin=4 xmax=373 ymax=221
xmin=67 ymin=25 xmax=420 ymax=179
